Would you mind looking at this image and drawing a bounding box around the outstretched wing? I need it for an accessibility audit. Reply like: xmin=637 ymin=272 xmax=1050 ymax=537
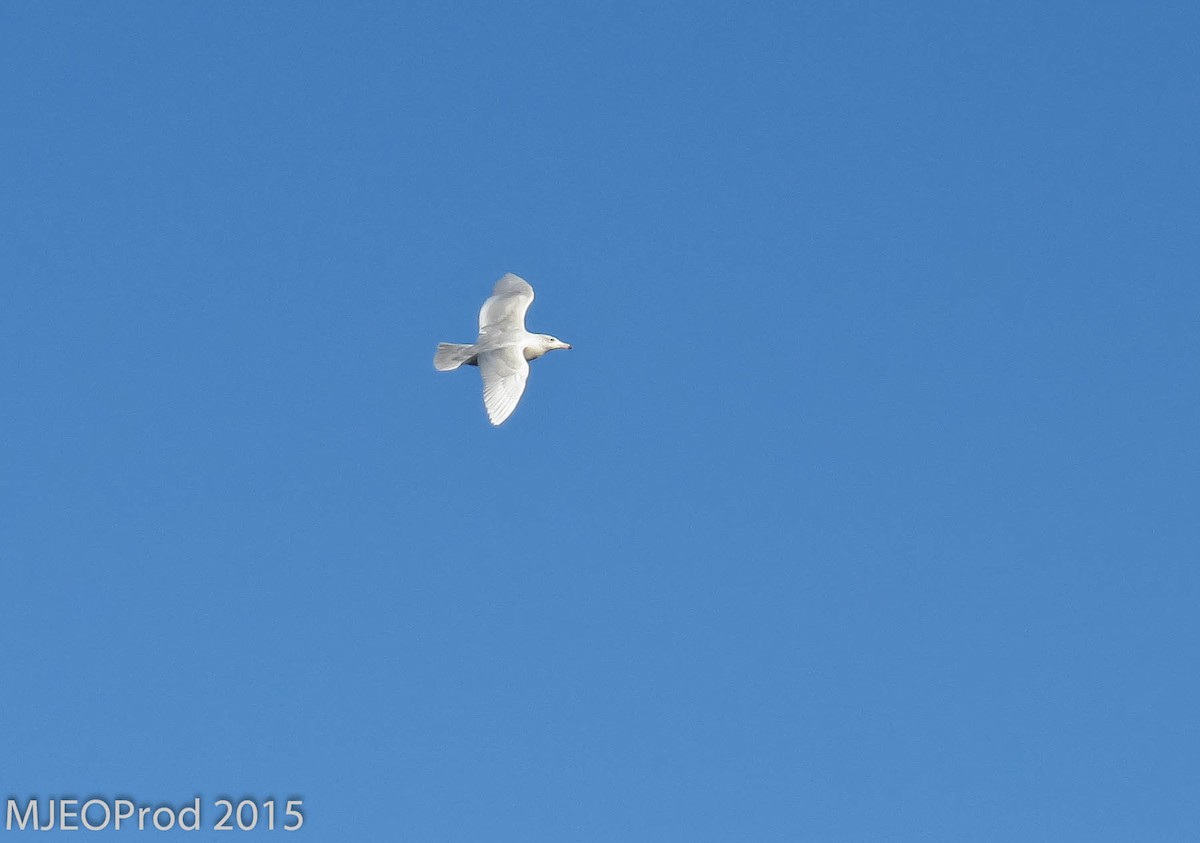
xmin=478 ymin=345 xmax=530 ymax=426
xmin=479 ymin=273 xmax=535 ymax=334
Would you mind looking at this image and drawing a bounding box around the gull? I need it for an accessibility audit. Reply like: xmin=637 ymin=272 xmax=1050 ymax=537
xmin=434 ymin=273 xmax=572 ymax=425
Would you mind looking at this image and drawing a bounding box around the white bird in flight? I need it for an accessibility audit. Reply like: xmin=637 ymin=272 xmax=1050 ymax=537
xmin=434 ymin=273 xmax=572 ymax=425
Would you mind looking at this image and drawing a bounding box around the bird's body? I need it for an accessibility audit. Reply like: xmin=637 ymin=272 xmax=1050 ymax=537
xmin=434 ymin=273 xmax=571 ymax=425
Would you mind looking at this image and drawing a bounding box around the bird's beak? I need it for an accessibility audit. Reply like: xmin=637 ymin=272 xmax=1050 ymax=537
xmin=564 ymin=343 xmax=573 ymax=350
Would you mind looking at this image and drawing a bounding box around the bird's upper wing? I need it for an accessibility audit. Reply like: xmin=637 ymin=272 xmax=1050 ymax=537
xmin=478 ymin=273 xmax=535 ymax=334
xmin=478 ymin=344 xmax=530 ymax=426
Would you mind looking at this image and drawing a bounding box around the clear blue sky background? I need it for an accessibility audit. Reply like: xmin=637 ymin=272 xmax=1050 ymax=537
xmin=2 ymin=2 xmax=1197 ymax=840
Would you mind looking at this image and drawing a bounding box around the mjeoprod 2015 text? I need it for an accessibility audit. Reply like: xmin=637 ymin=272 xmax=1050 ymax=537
xmin=6 ymin=797 xmax=304 ymax=832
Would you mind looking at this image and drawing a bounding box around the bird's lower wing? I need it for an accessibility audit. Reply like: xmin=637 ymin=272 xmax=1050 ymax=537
xmin=478 ymin=346 xmax=530 ymax=426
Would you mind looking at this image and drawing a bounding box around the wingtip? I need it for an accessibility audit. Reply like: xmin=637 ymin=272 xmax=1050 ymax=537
xmin=486 ymin=406 xmax=513 ymax=426
xmin=485 ymin=400 xmax=517 ymax=426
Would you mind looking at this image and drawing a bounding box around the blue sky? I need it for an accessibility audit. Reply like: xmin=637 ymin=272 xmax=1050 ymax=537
xmin=2 ymin=2 xmax=1197 ymax=840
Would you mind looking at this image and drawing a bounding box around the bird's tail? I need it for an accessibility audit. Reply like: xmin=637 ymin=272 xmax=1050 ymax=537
xmin=434 ymin=342 xmax=477 ymax=371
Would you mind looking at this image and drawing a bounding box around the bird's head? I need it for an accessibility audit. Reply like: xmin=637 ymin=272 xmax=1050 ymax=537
xmin=525 ymin=334 xmax=572 ymax=362
xmin=539 ymin=334 xmax=572 ymax=353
